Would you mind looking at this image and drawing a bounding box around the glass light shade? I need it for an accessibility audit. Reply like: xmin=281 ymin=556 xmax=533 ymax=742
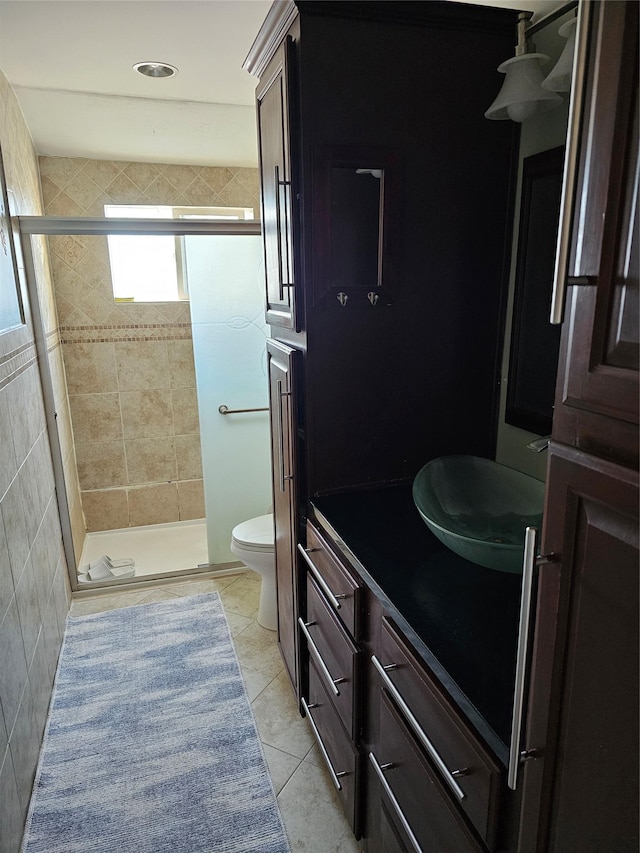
xmin=541 ymin=18 xmax=577 ymax=92
xmin=485 ymin=53 xmax=563 ymax=122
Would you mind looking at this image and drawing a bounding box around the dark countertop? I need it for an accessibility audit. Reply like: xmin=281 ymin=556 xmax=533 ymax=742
xmin=310 ymin=483 xmax=523 ymax=764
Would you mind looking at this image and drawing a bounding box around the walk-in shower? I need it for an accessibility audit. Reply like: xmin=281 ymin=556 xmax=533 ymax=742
xmin=19 ymin=214 xmax=268 ymax=590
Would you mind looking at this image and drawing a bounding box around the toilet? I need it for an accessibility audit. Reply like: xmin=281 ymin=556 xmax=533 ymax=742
xmin=230 ymin=513 xmax=277 ymax=631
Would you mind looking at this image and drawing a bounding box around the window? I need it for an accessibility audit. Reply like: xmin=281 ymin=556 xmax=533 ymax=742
xmin=104 ymin=204 xmax=254 ymax=302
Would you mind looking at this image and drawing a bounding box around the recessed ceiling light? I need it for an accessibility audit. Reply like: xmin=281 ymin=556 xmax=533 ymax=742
xmin=133 ymin=61 xmax=178 ymax=79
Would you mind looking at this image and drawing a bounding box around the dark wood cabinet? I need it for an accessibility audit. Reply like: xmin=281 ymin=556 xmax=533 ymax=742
xmin=247 ymin=0 xmax=520 ymax=497
xmin=267 ymin=339 xmax=299 ymax=692
xmin=552 ymin=0 xmax=639 ymax=468
xmin=521 ymin=445 xmax=638 ymax=852
xmin=517 ymin=3 xmax=639 ymax=851
xmin=249 ymin=2 xmax=638 ymax=852
xmin=256 ymin=33 xmax=299 ymax=330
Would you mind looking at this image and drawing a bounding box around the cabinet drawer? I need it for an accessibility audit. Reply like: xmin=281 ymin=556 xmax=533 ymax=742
xmin=375 ymin=617 xmax=500 ymax=848
xmin=299 ymin=522 xmax=361 ymax=638
xmin=371 ymin=690 xmax=484 ymax=853
xmin=304 ymin=658 xmax=360 ymax=834
xmin=300 ymin=575 xmax=360 ymax=739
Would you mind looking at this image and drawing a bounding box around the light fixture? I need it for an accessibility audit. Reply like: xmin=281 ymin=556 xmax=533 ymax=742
xmin=541 ymin=17 xmax=577 ymax=92
xmin=485 ymin=11 xmax=563 ymax=123
xmin=133 ymin=61 xmax=178 ymax=79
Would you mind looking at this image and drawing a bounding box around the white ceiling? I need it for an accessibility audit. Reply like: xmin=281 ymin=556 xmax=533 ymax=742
xmin=0 ymin=0 xmax=563 ymax=168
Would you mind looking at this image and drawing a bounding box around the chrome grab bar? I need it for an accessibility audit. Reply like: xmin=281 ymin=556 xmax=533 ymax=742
xmin=369 ymin=752 xmax=424 ymax=853
xmin=301 ymin=697 xmax=347 ymax=791
xmin=550 ymin=0 xmax=590 ymax=324
xmin=218 ymin=404 xmax=269 ymax=415
xmin=371 ymin=655 xmax=466 ymax=801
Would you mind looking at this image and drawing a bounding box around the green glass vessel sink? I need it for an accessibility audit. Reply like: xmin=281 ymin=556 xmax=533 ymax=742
xmin=412 ymin=455 xmax=545 ymax=573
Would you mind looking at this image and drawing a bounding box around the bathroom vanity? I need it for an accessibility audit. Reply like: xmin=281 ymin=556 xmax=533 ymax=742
xmin=246 ymin=1 xmax=639 ymax=851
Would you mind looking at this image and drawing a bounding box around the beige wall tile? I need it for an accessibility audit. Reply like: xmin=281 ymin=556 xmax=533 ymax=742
xmin=217 ymin=176 xmax=258 ymax=209
xmin=68 ymin=489 xmax=86 ymax=564
xmin=128 ymin=483 xmax=179 ymax=527
xmin=6 ymin=366 xmax=47 ymax=464
xmin=125 ymin=437 xmax=177 ymax=485
xmin=122 ymin=161 xmax=162 ymax=191
xmin=105 ymin=172 xmax=144 ymax=203
xmin=199 ymin=166 xmax=234 ymax=194
xmin=167 ymin=339 xmax=196 ymax=389
xmin=115 ymin=341 xmax=170 ymax=391
xmin=38 ymin=156 xmax=80 ymax=189
xmin=56 ymin=400 xmax=75 ymax=469
xmin=0 ymin=383 xmax=18 ymax=499
xmin=182 ymin=176 xmax=218 ymax=207
xmin=82 ymin=489 xmax=129 ymax=532
xmin=48 ymin=343 xmax=67 ymax=409
xmin=1 ymin=74 xmax=73 ymax=848
xmin=120 ymin=389 xmax=173 ymax=439
xmin=172 ymin=388 xmax=199 ymax=435
xmin=69 ymin=393 xmax=122 ymax=443
xmin=80 ymin=159 xmax=125 ymax=191
xmin=62 ymin=342 xmax=118 ymax=394
xmin=63 ymin=172 xmax=102 ymax=211
xmin=162 ymin=164 xmax=198 ymax=193
xmin=75 ymin=440 xmax=127 ymax=490
xmin=1 ymin=476 xmax=30 ymax=588
xmin=175 ymin=434 xmax=203 ymax=480
xmin=177 ymin=479 xmax=205 ymax=521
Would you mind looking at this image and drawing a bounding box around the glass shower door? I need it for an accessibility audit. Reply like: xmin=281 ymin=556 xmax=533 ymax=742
xmin=185 ymin=234 xmax=271 ymax=566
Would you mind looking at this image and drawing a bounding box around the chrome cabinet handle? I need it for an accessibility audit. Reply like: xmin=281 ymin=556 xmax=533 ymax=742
xmin=371 ymin=655 xmax=466 ymax=801
xmin=297 ymin=544 xmax=348 ymax=611
xmin=550 ymin=0 xmax=591 ymax=324
xmin=275 ymin=379 xmax=292 ymax=493
xmin=369 ymin=752 xmax=424 ymax=853
xmin=301 ymin=697 xmax=348 ymax=791
xmin=298 ymin=617 xmax=345 ymax=697
xmin=274 ymin=164 xmax=294 ymax=298
xmin=508 ymin=527 xmax=541 ymax=790
xmin=274 ymin=164 xmax=285 ymax=300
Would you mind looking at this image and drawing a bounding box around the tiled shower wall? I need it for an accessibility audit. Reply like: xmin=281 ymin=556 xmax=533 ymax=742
xmin=0 ymin=70 xmax=72 ymax=852
xmin=38 ymin=157 xmax=260 ymax=533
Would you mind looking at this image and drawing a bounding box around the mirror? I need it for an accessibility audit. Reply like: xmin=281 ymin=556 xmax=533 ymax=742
xmin=506 ymin=146 xmax=564 ymax=435
xmin=312 ymin=146 xmax=396 ymax=307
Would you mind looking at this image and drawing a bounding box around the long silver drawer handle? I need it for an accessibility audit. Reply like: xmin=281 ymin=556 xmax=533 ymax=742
xmin=550 ymin=0 xmax=590 ymax=324
xmin=301 ymin=697 xmax=347 ymax=791
xmin=298 ymin=617 xmax=345 ymax=696
xmin=508 ymin=527 xmax=538 ymax=790
xmin=276 ymin=380 xmax=292 ymax=493
xmin=371 ymin=655 xmax=466 ymax=801
xmin=297 ymin=544 xmax=348 ymax=611
xmin=369 ymin=752 xmax=424 ymax=853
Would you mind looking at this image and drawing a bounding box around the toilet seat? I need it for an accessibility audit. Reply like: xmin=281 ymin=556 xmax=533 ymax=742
xmin=231 ymin=514 xmax=274 ymax=552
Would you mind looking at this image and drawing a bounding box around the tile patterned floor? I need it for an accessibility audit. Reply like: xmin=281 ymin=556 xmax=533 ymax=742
xmin=68 ymin=572 xmax=363 ymax=852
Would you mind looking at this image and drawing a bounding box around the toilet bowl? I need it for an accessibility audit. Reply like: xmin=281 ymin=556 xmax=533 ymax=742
xmin=230 ymin=513 xmax=277 ymax=631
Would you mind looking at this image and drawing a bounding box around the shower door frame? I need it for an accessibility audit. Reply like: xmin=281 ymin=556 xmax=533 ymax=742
xmin=18 ymin=214 xmax=261 ymax=593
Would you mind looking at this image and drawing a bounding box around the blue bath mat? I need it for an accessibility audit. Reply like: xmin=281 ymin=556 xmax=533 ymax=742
xmin=21 ymin=593 xmax=290 ymax=852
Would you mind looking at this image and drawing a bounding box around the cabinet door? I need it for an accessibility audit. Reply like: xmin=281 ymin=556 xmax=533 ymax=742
xmin=267 ymin=339 xmax=299 ymax=692
xmin=519 ymin=444 xmax=639 ymax=851
xmin=256 ymin=37 xmax=297 ymax=329
xmin=553 ymin=0 xmax=639 ymax=467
